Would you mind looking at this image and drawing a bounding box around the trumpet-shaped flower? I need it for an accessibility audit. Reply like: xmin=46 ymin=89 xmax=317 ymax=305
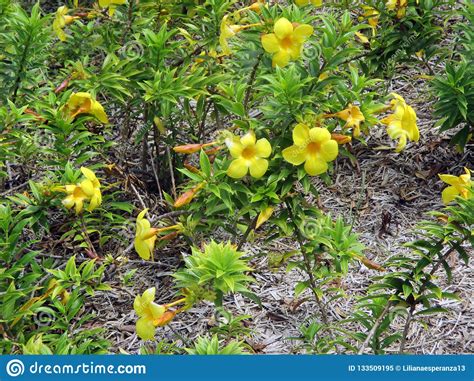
xmin=98 ymin=0 xmax=126 ymax=16
xmin=380 ymin=93 xmax=419 ymax=152
xmin=133 ymin=288 xmax=166 ymax=340
xmin=386 ymin=0 xmax=408 ymax=18
xmin=295 ymin=0 xmax=322 ymax=7
xmin=328 ymin=104 xmax=365 ymax=137
xmin=64 ymin=92 xmax=108 ymax=123
xmin=219 ymin=15 xmax=261 ymax=56
xmin=282 ymin=124 xmax=338 ymax=176
xmin=62 ymin=167 xmax=102 ymax=213
xmin=439 ymin=168 xmax=473 ymax=204
xmin=225 ymin=131 xmax=272 ymax=179
xmin=134 ymin=209 xmax=158 ymax=260
xmin=53 ymin=6 xmax=79 ymax=41
xmin=62 ymin=184 xmax=88 ymax=214
xmin=261 ymin=18 xmax=313 ymax=67
xmin=79 ymin=167 xmax=102 ymax=212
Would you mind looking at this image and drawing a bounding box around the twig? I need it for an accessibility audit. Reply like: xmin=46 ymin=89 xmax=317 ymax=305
xmin=166 ymin=146 xmax=177 ymax=198
xmin=244 ymin=53 xmax=263 ymax=112
xmin=399 ymin=304 xmax=415 ymax=353
xmin=285 ymin=200 xmax=340 ymax=354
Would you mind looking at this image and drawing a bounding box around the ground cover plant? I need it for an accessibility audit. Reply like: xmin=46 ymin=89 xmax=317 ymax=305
xmin=0 ymin=0 xmax=472 ymax=355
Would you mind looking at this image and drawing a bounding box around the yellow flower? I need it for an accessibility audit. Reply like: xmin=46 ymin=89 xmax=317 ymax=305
xmin=98 ymin=0 xmax=126 ymax=16
xmin=79 ymin=167 xmax=102 ymax=211
xmin=294 ymin=0 xmax=322 ymax=6
xmin=219 ymin=15 xmax=261 ymax=56
xmin=64 ymin=92 xmax=108 ymax=123
xmin=134 ymin=209 xmax=158 ymax=260
xmin=328 ymin=104 xmax=365 ymax=137
xmin=52 ymin=6 xmax=79 ymax=42
xmin=380 ymin=93 xmax=419 ymax=152
xmin=439 ymin=168 xmax=473 ymax=204
xmin=225 ymin=131 xmax=272 ymax=179
xmin=386 ymin=0 xmax=408 ymax=18
xmin=62 ymin=167 xmax=102 ymax=213
xmin=261 ymin=18 xmax=313 ymax=67
xmin=133 ymin=288 xmax=166 ymax=340
xmin=62 ymin=184 xmax=88 ymax=214
xmin=362 ymin=6 xmax=380 ymax=29
xmin=283 ymin=124 xmax=338 ymax=176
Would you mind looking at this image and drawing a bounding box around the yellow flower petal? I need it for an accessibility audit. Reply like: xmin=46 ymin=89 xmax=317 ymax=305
xmin=241 ymin=130 xmax=256 ymax=147
xmin=320 ymin=140 xmax=338 ymax=162
xmin=293 ymin=24 xmax=313 ymax=43
xmin=134 ymin=238 xmax=152 ymax=260
xmin=225 ymin=138 xmax=244 ymax=158
xmin=309 ymin=127 xmax=331 ymax=143
xmin=227 ymin=158 xmax=249 ymax=178
xmin=438 ymin=174 xmax=460 ymax=186
xmin=261 ymin=34 xmax=280 ymax=53
xmin=282 ymin=145 xmax=306 ymax=165
xmin=293 ymin=123 xmax=310 ymax=146
xmin=441 ymin=186 xmax=459 ymax=205
xmin=272 ymin=50 xmax=291 ymax=67
xmin=136 ymin=317 xmax=156 ymax=340
xmin=274 ymin=18 xmax=293 ymax=40
xmin=304 ymin=156 xmax=328 ymax=176
xmin=395 ymin=134 xmax=407 ymax=152
xmin=249 ymin=158 xmax=269 ymax=178
xmin=90 ymin=100 xmax=109 ymax=124
xmin=255 ymin=138 xmax=272 ymax=158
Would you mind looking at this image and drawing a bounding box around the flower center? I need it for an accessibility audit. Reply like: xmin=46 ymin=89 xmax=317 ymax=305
xmin=280 ymin=36 xmax=293 ymax=49
xmin=307 ymin=142 xmax=321 ymax=154
xmin=241 ymin=146 xmax=256 ymax=160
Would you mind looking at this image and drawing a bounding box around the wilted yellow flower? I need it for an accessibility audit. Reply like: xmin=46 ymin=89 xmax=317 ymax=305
xmin=386 ymin=0 xmax=408 ymax=18
xmin=261 ymin=18 xmax=313 ymax=67
xmin=439 ymin=168 xmax=473 ymax=204
xmin=327 ymin=104 xmax=365 ymax=137
xmin=331 ymin=133 xmax=352 ymax=145
xmin=362 ymin=6 xmax=380 ymax=30
xmin=98 ymin=0 xmax=126 ymax=16
xmin=225 ymin=131 xmax=272 ymax=179
xmin=62 ymin=167 xmax=102 ymax=213
xmin=295 ymin=0 xmax=322 ymax=6
xmin=134 ymin=209 xmax=158 ymax=260
xmin=53 ymin=6 xmax=79 ymax=41
xmin=380 ymin=93 xmax=419 ymax=152
xmin=282 ymin=124 xmax=338 ymax=176
xmin=63 ymin=92 xmax=108 ymax=123
xmin=133 ymin=288 xmax=165 ymax=340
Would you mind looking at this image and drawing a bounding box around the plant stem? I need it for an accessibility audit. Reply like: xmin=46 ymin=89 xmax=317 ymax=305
xmin=285 ymin=200 xmax=340 ymax=354
xmin=244 ymin=53 xmax=263 ymax=113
